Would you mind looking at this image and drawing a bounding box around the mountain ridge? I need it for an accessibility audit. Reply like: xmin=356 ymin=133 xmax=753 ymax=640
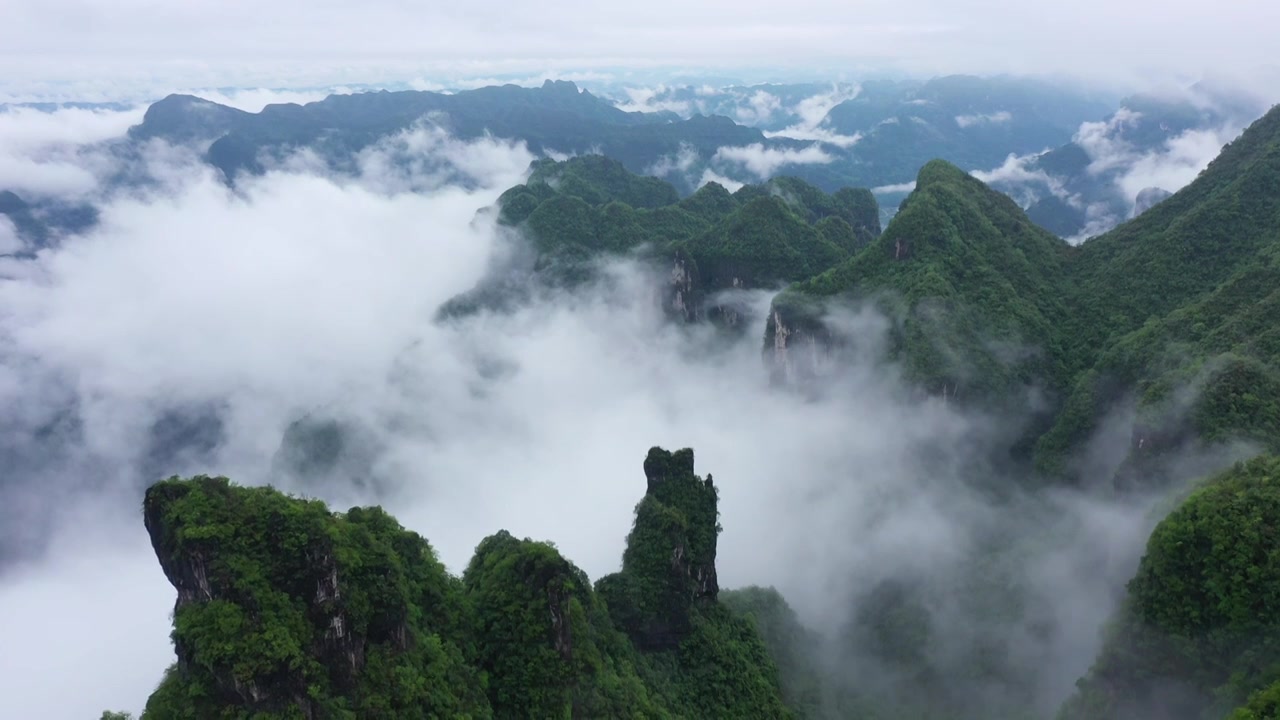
xmin=137 ymin=448 xmax=795 ymax=719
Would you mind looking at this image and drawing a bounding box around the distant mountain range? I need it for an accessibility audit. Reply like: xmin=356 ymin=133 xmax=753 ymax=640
xmin=3 ymin=75 xmax=1267 ymax=257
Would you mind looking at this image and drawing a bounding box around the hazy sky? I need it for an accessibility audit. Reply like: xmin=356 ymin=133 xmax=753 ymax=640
xmin=2 ymin=0 xmax=1278 ymax=95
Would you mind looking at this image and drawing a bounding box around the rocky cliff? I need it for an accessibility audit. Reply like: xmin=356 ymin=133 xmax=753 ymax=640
xmin=139 ymin=449 xmax=794 ymax=719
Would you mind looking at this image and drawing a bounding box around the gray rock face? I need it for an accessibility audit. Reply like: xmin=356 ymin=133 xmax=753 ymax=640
xmin=142 ymin=479 xmax=377 ymax=718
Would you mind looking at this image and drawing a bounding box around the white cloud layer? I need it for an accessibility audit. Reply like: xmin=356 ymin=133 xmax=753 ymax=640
xmin=646 ymin=143 xmax=701 ymax=178
xmin=1113 ymin=126 xmax=1237 ymax=204
xmin=698 ymin=168 xmax=746 ymax=192
xmin=763 ymin=84 xmax=863 ymax=147
xmin=711 ymin=142 xmax=833 ymax=179
xmin=614 ymin=84 xmax=694 ymax=115
xmin=0 ymin=106 xmax=144 ymax=198
xmin=3 ymin=2 xmax=1280 ymax=96
xmin=955 ymin=110 xmax=1013 ymax=128
xmin=733 ymin=90 xmax=783 ymax=125
xmin=872 ymin=180 xmax=917 ymax=194
xmin=0 ymin=217 xmax=21 ymax=254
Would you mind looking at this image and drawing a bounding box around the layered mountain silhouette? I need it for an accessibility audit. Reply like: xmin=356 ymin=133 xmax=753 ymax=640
xmin=90 ymin=83 xmax=1280 ymax=720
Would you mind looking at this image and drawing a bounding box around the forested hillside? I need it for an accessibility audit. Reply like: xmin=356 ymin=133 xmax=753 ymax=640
xmin=442 ymin=154 xmax=879 ymax=323
xmin=133 ymin=448 xmax=794 ymax=719
xmin=765 ymin=102 xmax=1280 ymax=483
xmin=1059 ymin=456 xmax=1280 ymax=720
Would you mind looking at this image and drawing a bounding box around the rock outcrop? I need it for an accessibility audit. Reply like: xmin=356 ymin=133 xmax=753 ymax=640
xmin=597 ymin=447 xmax=721 ymax=651
xmin=140 ymin=450 xmax=793 ymax=719
xmin=142 ymin=476 xmax=490 ymax=718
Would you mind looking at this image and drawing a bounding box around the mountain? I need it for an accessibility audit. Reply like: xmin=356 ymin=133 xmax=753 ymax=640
xmin=29 ymin=80 xmax=1280 ymax=720
xmin=1058 ymin=455 xmax=1280 ymax=719
xmin=988 ymin=88 xmax=1271 ymax=240
xmin=136 ymin=447 xmax=795 ymax=719
xmin=112 ymin=76 xmax=1270 ymax=246
xmin=1036 ymin=102 xmax=1280 ymax=477
xmin=0 ymin=190 xmax=42 ymax=252
xmin=130 ymin=81 xmax=766 ymax=185
xmin=441 ymin=154 xmax=879 ymax=324
xmin=766 ymin=159 xmax=1070 ymax=404
xmin=0 ymin=189 xmax=97 ymax=255
xmin=764 ymin=102 xmax=1280 ymax=483
xmin=820 ymin=75 xmax=1114 ymax=189
xmin=118 ymin=77 xmax=1116 ymax=219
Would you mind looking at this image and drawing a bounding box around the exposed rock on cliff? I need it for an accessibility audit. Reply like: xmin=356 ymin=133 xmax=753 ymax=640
xmin=140 ymin=449 xmax=794 ymax=719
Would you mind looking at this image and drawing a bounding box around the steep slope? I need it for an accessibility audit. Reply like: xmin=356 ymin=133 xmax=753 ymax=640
xmin=1058 ymin=455 xmax=1280 ymax=720
xmin=1037 ymin=245 xmax=1280 ymax=481
xmin=763 ymin=104 xmax=1280 ymax=483
xmin=444 ymin=155 xmax=879 ymax=323
xmin=721 ymin=587 xmax=827 ymax=718
xmin=1036 ymin=103 xmax=1280 ymax=476
xmin=595 ymin=447 xmax=795 ymax=718
xmin=1065 ymin=103 xmax=1280 ymax=361
xmin=767 ymin=159 xmax=1072 ymax=403
xmin=141 ymin=477 xmax=491 ymax=718
xmin=138 ymin=448 xmax=794 ymax=719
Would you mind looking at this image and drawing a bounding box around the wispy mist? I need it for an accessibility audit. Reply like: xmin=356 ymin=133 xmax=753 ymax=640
xmin=0 ymin=107 xmax=1241 ymax=720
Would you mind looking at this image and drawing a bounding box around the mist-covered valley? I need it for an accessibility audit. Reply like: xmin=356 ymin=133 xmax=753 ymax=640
xmin=2 ymin=52 xmax=1280 ymax=720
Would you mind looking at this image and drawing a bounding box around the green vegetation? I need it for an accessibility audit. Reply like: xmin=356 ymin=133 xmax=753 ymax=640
xmin=1035 ymin=104 xmax=1280 ymax=475
xmin=141 ymin=476 xmax=489 ymax=719
xmin=721 ymin=586 xmax=825 ymax=717
xmin=594 ymin=448 xmax=791 ymax=719
xmin=447 ymin=154 xmax=880 ymax=322
xmin=1231 ymin=681 xmax=1280 ymax=719
xmin=500 ymin=155 xmax=880 ymax=288
xmin=769 ymin=103 xmax=1280 ymax=482
xmin=769 ymin=158 xmax=1071 ymax=407
xmin=138 ymin=448 xmax=793 ymax=719
xmin=1059 ymin=456 xmax=1280 ymax=719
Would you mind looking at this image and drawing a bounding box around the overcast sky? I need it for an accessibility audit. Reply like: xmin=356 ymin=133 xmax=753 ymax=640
xmin=2 ymin=0 xmax=1279 ymax=97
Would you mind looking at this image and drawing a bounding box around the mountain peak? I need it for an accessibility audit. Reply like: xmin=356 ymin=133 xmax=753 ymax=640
xmin=129 ymin=94 xmax=249 ymax=141
xmin=541 ymin=79 xmax=582 ymax=95
xmin=597 ymin=446 xmax=721 ymax=651
xmin=914 ymin=158 xmax=973 ymax=189
xmin=0 ymin=190 xmax=28 ymax=213
xmin=139 ymin=452 xmax=789 ymax=718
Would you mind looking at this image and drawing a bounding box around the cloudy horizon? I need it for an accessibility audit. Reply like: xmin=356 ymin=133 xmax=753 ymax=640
xmin=4 ymin=1 xmax=1280 ymax=104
